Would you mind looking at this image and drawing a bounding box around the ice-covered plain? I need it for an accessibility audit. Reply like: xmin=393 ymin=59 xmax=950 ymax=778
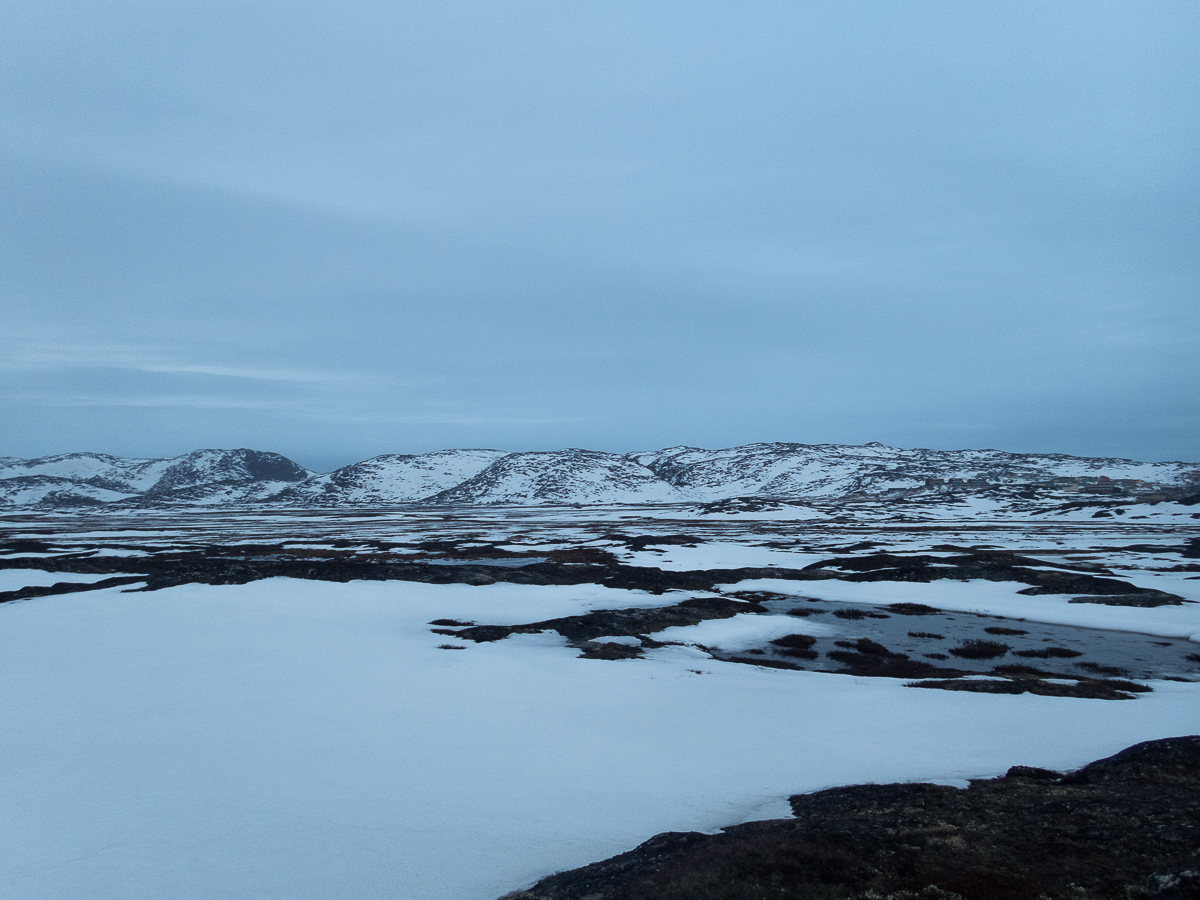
xmin=1 ymin=476 xmax=1198 ymax=899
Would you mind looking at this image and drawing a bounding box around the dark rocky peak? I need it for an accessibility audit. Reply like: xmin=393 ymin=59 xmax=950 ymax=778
xmin=146 ymin=449 xmax=310 ymax=495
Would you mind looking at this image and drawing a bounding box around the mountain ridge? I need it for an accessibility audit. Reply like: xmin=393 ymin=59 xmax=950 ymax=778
xmin=1 ymin=443 xmax=1197 ymax=510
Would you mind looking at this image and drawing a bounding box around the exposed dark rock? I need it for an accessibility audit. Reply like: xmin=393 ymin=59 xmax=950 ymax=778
xmin=1004 ymin=765 xmax=1061 ymax=781
xmin=453 ymin=595 xmax=766 ymax=645
xmin=799 ymin=551 xmax=1184 ymax=603
xmin=1014 ymin=647 xmax=1083 ymax=659
xmin=1 ymin=539 xmax=55 ymax=553
xmin=695 ymin=497 xmax=792 ymax=514
xmin=0 ymin=576 xmax=145 ymax=604
xmin=616 ymin=534 xmax=702 ymax=552
xmin=724 ymin=656 xmax=805 ymax=671
xmin=834 ymin=637 xmax=893 ymax=656
xmin=822 ymin=653 xmax=961 ymax=679
xmin=500 ymin=736 xmax=1200 ymax=900
xmin=948 ymin=639 xmax=1010 ymax=659
xmin=1068 ymin=594 xmax=1188 ymax=608
xmin=578 ymin=642 xmax=644 ymax=660
xmin=906 ymin=678 xmax=1144 ymax=700
xmin=887 ymin=602 xmax=942 ymax=615
xmin=770 ymin=633 xmax=818 ymax=650
xmin=785 ymin=607 xmax=826 ymax=617
xmin=0 ymin=548 xmax=1178 ymax=608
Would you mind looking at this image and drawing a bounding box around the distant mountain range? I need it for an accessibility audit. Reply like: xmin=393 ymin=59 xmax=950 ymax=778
xmin=1 ymin=443 xmax=1197 ymax=510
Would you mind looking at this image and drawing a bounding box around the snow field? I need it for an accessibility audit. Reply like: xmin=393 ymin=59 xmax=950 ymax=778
xmin=1 ymin=578 xmax=1199 ymax=900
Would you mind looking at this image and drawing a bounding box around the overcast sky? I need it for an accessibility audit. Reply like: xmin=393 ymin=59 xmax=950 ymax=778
xmin=2 ymin=1 xmax=1196 ymax=472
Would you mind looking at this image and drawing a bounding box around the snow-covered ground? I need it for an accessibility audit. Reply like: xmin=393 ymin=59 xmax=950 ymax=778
xmin=3 ymin=574 xmax=1199 ymax=900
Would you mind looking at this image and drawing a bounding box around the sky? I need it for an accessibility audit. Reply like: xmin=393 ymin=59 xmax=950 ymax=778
xmin=2 ymin=1 xmax=1197 ymax=474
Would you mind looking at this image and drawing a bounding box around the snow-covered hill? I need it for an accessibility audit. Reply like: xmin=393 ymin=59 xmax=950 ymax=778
xmin=265 ymin=450 xmax=508 ymax=505
xmin=0 ymin=450 xmax=311 ymax=508
xmin=426 ymin=450 xmax=688 ymax=505
xmin=629 ymin=442 xmax=1200 ymax=501
xmin=1 ymin=442 xmax=1196 ymax=510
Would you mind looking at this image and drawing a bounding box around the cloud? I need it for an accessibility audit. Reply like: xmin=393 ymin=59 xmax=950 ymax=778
xmin=0 ymin=347 xmax=341 ymax=385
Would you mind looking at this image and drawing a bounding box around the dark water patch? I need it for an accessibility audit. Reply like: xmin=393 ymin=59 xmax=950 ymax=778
xmin=745 ymin=595 xmax=1200 ymax=687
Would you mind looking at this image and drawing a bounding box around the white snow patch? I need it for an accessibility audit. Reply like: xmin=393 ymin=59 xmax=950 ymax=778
xmin=656 ymin=612 xmax=836 ymax=648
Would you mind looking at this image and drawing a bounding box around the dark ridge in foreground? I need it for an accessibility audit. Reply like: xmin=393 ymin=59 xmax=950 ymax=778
xmin=501 ymin=736 xmax=1200 ymax=900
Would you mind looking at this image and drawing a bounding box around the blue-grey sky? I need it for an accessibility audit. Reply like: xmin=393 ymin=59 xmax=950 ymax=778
xmin=2 ymin=1 xmax=1197 ymax=473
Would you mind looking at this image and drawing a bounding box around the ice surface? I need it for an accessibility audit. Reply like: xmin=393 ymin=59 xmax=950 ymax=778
xmin=726 ymin=578 xmax=1200 ymax=642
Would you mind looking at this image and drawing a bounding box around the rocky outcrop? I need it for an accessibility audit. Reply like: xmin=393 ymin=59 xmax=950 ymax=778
xmin=501 ymin=736 xmax=1200 ymax=900
xmin=801 ymin=551 xmax=1187 ymax=605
